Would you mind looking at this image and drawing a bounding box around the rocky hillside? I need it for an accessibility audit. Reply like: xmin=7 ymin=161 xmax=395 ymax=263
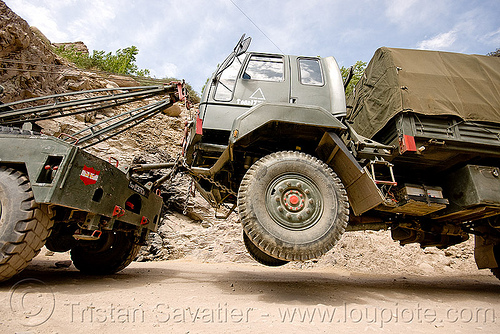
xmin=0 ymin=1 xmax=65 ymax=101
xmin=0 ymin=1 xmax=140 ymax=102
xmin=0 ymin=1 xmax=486 ymax=278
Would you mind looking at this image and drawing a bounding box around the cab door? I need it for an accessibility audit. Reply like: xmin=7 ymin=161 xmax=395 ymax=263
xmin=232 ymin=53 xmax=290 ymax=108
xmin=289 ymin=56 xmax=332 ymax=111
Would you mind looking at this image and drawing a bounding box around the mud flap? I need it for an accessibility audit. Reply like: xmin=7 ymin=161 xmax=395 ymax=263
xmin=474 ymin=234 xmax=499 ymax=269
xmin=316 ymin=131 xmax=384 ymax=216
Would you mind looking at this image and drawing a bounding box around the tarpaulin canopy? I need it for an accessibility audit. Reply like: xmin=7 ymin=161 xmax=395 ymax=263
xmin=346 ymin=47 xmax=500 ymax=139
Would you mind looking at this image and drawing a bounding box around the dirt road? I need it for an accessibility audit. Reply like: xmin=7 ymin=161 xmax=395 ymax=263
xmin=1 ymin=252 xmax=499 ymax=334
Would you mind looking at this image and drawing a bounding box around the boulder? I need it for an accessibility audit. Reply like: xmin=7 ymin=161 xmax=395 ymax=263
xmin=107 ymin=74 xmax=140 ymax=87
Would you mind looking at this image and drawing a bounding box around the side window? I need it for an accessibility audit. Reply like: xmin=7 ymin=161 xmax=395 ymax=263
xmin=299 ymin=58 xmax=324 ymax=86
xmin=243 ymin=55 xmax=284 ymax=82
xmin=214 ymin=55 xmax=244 ymax=101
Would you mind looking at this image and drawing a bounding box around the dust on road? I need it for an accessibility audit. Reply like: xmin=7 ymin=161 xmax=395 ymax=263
xmin=1 ymin=252 xmax=499 ymax=334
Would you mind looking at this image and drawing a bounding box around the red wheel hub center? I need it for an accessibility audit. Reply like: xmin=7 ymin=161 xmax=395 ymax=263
xmin=282 ymin=189 xmax=305 ymax=212
xmin=289 ymin=195 xmax=300 ymax=205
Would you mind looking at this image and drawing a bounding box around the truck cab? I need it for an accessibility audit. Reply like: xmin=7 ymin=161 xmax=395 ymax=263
xmin=185 ymin=35 xmax=347 ymax=167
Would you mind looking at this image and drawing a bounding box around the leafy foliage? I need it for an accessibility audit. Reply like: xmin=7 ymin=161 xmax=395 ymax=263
xmin=184 ymin=81 xmax=200 ymax=104
xmin=201 ymin=77 xmax=211 ymax=96
xmin=54 ymin=45 xmax=150 ymax=76
xmin=54 ymin=45 xmax=200 ymax=103
xmin=53 ymin=45 xmax=93 ymax=69
xmin=487 ymin=48 xmax=500 ymax=57
xmin=340 ymin=60 xmax=366 ymax=97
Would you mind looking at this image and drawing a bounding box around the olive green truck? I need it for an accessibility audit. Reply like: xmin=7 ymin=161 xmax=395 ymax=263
xmin=0 ymin=84 xmax=183 ymax=281
xmin=183 ymin=36 xmax=500 ymax=278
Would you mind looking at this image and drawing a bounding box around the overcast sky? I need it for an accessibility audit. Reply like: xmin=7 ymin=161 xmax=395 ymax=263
xmin=5 ymin=0 xmax=500 ymax=93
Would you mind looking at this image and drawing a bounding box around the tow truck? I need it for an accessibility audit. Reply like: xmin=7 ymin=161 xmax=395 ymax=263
xmin=0 ymin=83 xmax=185 ymax=281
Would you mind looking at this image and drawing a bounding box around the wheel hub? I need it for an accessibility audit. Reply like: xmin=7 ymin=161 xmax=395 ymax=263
xmin=266 ymin=174 xmax=323 ymax=230
xmin=283 ymin=190 xmax=303 ymax=211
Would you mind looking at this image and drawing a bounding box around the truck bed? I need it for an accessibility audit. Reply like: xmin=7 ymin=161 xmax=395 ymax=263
xmin=346 ymin=47 xmax=500 ymax=178
xmin=0 ymin=132 xmax=162 ymax=230
xmin=374 ymin=112 xmax=500 ymax=176
xmin=346 ymin=47 xmax=500 ymax=141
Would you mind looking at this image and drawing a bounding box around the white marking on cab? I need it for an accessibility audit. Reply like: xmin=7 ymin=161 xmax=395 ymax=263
xmin=249 ymin=88 xmax=265 ymax=100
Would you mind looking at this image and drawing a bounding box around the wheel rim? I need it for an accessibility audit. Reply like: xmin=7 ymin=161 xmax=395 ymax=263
xmin=265 ymin=174 xmax=323 ymax=230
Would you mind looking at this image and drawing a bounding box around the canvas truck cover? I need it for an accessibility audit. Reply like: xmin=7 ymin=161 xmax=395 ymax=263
xmin=346 ymin=47 xmax=500 ymax=139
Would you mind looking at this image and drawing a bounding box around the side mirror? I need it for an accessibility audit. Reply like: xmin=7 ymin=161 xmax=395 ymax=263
xmin=234 ymin=34 xmax=252 ymax=57
xmin=215 ymin=34 xmax=252 ymax=77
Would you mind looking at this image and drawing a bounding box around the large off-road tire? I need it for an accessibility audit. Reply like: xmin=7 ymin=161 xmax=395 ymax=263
xmin=238 ymin=151 xmax=349 ymax=261
xmin=71 ymin=230 xmax=141 ymax=275
xmin=243 ymin=230 xmax=289 ymax=267
xmin=0 ymin=167 xmax=53 ymax=282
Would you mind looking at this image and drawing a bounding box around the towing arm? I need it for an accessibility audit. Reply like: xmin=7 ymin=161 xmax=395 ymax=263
xmin=0 ymin=82 xmax=186 ymax=148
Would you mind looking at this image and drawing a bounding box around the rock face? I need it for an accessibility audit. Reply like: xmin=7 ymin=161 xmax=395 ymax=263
xmin=52 ymin=41 xmax=89 ymax=54
xmin=0 ymin=0 xmax=67 ymax=101
xmin=0 ymin=1 xmax=138 ymax=103
xmin=0 ymin=0 xmax=485 ymax=278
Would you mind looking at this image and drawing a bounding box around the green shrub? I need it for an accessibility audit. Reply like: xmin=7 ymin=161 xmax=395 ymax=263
xmin=54 ymin=45 xmax=200 ymax=103
xmin=54 ymin=45 xmax=150 ymax=76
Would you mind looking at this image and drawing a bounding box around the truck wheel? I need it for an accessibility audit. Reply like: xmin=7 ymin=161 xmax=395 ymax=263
xmin=0 ymin=167 xmax=53 ymax=282
xmin=243 ymin=230 xmax=289 ymax=266
xmin=238 ymin=151 xmax=349 ymax=261
xmin=71 ymin=230 xmax=141 ymax=275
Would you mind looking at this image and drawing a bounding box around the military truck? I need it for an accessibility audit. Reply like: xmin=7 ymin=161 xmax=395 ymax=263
xmin=0 ymin=83 xmax=184 ymax=281
xmin=183 ymin=35 xmax=500 ymax=277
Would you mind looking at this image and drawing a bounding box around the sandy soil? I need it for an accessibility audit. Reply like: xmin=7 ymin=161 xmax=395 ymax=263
xmin=1 ymin=251 xmax=499 ymax=334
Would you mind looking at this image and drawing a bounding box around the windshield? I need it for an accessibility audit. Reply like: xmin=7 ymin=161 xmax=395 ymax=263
xmin=212 ymin=34 xmax=251 ymax=101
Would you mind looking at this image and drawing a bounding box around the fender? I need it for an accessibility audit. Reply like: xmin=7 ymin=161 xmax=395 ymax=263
xmin=229 ymin=102 xmax=346 ymax=145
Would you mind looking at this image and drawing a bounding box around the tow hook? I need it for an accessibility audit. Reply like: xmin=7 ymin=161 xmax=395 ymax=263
xmin=73 ymin=229 xmax=102 ymax=241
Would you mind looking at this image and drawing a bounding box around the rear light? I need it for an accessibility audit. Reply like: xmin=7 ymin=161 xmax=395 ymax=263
xmin=399 ymin=134 xmax=416 ymax=154
xmin=196 ymin=113 xmax=203 ymax=135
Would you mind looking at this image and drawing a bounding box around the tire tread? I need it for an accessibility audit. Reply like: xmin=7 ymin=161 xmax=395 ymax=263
xmin=0 ymin=168 xmax=53 ymax=282
xmin=238 ymin=151 xmax=349 ymax=261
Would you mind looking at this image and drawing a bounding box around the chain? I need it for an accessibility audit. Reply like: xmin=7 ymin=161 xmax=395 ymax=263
xmin=158 ymin=154 xmax=185 ymax=189
xmin=183 ymin=178 xmax=196 ymax=215
xmin=177 ymin=155 xmax=237 ymax=197
xmin=195 ymin=172 xmax=238 ymax=197
xmin=171 ymin=155 xmax=238 ymax=215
